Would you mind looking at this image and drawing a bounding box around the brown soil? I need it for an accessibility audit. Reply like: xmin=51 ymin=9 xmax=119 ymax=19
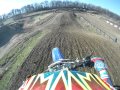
xmin=79 ymin=12 xmax=120 ymax=42
xmin=10 ymin=11 xmax=120 ymax=90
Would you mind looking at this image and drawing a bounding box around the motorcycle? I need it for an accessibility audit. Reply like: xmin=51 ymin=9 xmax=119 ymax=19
xmin=19 ymin=47 xmax=117 ymax=90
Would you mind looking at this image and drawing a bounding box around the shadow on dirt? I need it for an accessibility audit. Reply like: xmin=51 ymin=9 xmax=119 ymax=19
xmin=0 ymin=23 xmax=24 ymax=47
xmin=113 ymin=85 xmax=120 ymax=90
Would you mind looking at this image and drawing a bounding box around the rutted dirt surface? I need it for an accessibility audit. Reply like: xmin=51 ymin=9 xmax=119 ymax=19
xmin=10 ymin=11 xmax=120 ymax=89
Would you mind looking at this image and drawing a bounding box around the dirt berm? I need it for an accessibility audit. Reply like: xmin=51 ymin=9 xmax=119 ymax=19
xmin=10 ymin=11 xmax=120 ymax=89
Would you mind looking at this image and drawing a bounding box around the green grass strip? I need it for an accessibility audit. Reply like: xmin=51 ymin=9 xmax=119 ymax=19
xmin=0 ymin=31 xmax=46 ymax=90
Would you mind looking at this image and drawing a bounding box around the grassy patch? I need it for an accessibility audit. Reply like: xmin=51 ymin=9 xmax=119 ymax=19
xmin=0 ymin=31 xmax=46 ymax=90
xmin=0 ymin=46 xmax=18 ymax=65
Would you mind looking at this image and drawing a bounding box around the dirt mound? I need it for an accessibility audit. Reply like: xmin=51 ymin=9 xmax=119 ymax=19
xmin=0 ymin=23 xmax=23 ymax=47
xmin=10 ymin=12 xmax=120 ymax=90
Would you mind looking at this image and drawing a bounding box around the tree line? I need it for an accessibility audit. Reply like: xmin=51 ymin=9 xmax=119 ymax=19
xmin=0 ymin=0 xmax=120 ymax=23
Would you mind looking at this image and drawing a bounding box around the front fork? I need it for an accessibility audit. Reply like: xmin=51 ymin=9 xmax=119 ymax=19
xmin=93 ymin=60 xmax=113 ymax=87
xmin=52 ymin=47 xmax=64 ymax=62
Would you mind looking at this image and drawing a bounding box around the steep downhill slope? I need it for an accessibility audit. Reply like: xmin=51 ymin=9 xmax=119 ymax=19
xmin=9 ymin=11 xmax=120 ymax=90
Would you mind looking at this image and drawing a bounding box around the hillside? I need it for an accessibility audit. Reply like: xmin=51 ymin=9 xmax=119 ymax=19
xmin=0 ymin=10 xmax=120 ymax=90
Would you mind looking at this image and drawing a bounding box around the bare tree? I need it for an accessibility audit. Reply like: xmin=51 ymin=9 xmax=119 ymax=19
xmin=1 ymin=0 xmax=119 ymax=20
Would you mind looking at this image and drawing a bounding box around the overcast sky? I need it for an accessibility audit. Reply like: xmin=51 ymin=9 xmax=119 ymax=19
xmin=0 ymin=0 xmax=120 ymax=16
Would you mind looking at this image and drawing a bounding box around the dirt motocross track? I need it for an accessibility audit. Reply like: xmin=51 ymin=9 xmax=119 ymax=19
xmin=10 ymin=11 xmax=120 ymax=89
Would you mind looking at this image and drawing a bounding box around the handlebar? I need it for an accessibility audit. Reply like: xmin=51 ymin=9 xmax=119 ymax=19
xmin=47 ymin=53 xmax=94 ymax=72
